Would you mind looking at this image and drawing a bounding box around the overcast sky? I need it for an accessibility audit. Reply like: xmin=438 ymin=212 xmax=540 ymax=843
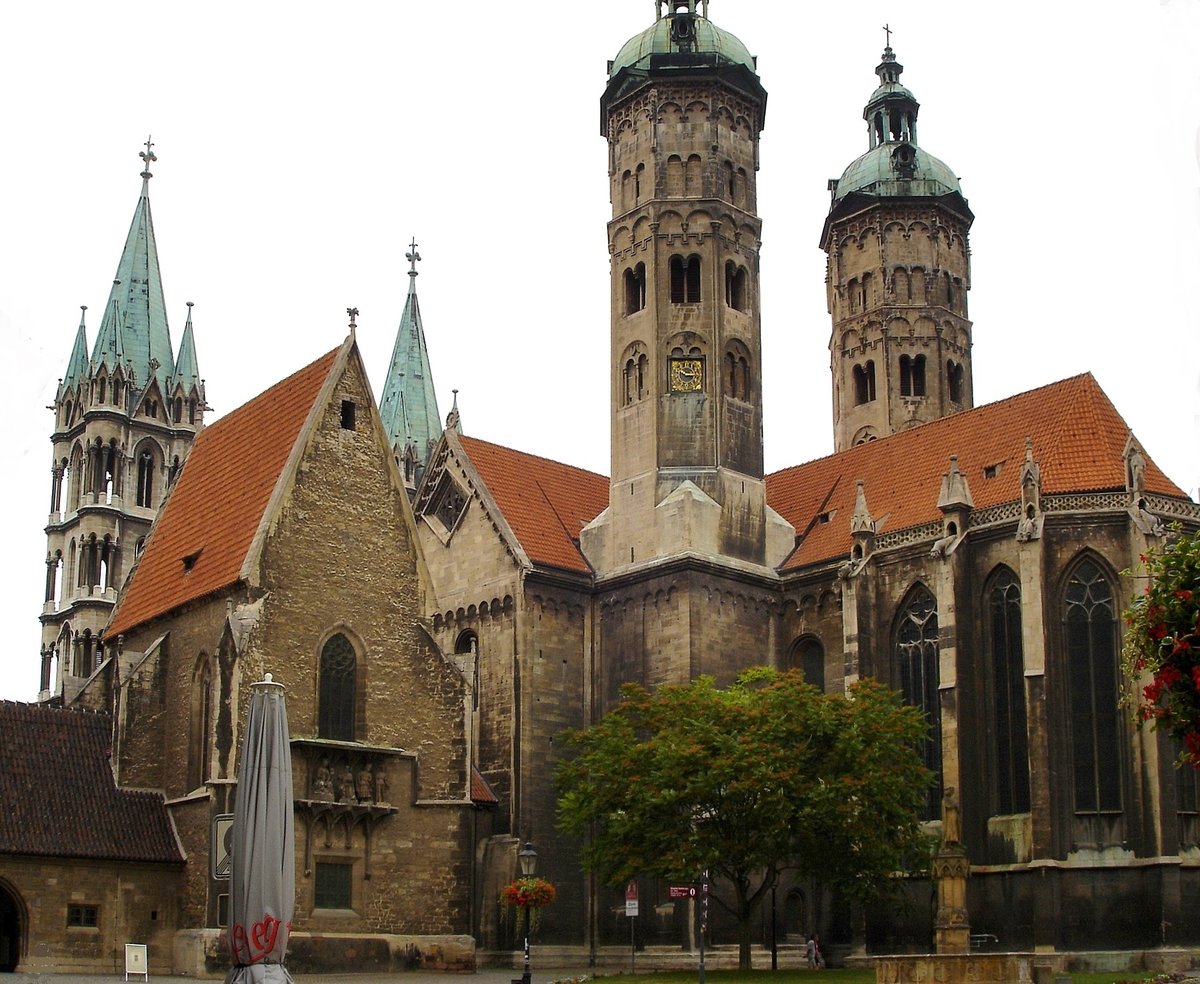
xmin=2 ymin=1 xmax=1197 ymax=702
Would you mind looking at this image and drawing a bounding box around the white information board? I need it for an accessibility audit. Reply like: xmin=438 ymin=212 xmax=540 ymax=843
xmin=125 ymin=942 xmax=148 ymax=981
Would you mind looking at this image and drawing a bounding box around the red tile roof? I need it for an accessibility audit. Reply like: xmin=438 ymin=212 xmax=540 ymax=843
xmin=766 ymin=374 xmax=1186 ymax=570
xmin=0 ymin=702 xmax=183 ymax=863
xmin=108 ymin=348 xmax=340 ymax=638
xmin=457 ymin=436 xmax=609 ymax=574
xmin=470 ymin=765 xmax=499 ymax=805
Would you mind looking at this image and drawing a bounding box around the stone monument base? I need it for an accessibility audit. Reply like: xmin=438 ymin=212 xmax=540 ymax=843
xmin=874 ymin=951 xmax=1039 ymax=984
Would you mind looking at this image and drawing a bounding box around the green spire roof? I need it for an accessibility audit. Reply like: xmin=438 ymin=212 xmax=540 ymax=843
xmin=378 ymin=239 xmax=442 ymax=483
xmin=91 ymin=140 xmax=175 ymax=392
xmin=172 ymin=301 xmax=201 ymax=390
xmin=610 ymin=2 xmax=756 ymax=76
xmin=60 ymin=306 xmax=91 ymax=397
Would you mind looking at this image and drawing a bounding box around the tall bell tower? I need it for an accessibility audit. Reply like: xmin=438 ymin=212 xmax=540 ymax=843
xmin=822 ymin=42 xmax=975 ymax=452
xmin=40 ymin=143 xmax=205 ymax=703
xmin=582 ymin=0 xmax=793 ymax=575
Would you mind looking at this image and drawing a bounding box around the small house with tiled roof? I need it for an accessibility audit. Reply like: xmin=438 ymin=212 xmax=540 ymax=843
xmin=0 ymin=700 xmax=183 ymax=972
xmin=65 ymin=334 xmax=482 ymax=974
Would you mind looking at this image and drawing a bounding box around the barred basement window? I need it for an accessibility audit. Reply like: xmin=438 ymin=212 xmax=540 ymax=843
xmin=314 ymin=861 xmax=353 ymax=910
xmin=67 ymin=904 xmax=98 ymax=928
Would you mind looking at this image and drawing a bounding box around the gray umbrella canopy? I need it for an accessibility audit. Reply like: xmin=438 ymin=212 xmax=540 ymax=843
xmin=226 ymin=674 xmax=295 ymax=984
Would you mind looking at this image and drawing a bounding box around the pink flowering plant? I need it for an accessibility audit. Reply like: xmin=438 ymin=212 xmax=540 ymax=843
xmin=1122 ymin=527 xmax=1200 ymax=767
xmin=498 ymin=877 xmax=556 ymax=934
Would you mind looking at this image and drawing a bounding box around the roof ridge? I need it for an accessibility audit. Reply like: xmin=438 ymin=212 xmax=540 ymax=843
xmin=768 ymin=373 xmax=1096 ymax=479
xmin=460 ymin=433 xmax=609 ymax=481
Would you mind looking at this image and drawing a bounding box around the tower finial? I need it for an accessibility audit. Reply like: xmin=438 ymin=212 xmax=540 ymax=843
xmin=882 ymin=23 xmax=892 ymax=49
xmin=139 ymin=135 xmax=157 ymax=181
xmin=406 ymin=238 xmax=421 ymax=278
xmin=347 ymin=307 xmax=359 ymax=330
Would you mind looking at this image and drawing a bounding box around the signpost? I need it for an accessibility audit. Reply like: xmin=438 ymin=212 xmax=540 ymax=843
xmin=625 ymin=881 xmax=638 ymax=974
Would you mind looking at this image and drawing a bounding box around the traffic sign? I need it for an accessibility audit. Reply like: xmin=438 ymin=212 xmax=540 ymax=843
xmin=668 ymin=885 xmax=697 ymax=899
xmin=625 ymin=880 xmax=639 ymax=917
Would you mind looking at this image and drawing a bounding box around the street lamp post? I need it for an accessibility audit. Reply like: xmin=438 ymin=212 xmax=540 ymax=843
xmin=518 ymin=842 xmax=538 ymax=984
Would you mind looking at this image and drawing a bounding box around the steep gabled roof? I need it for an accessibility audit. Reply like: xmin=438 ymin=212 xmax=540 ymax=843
xmin=766 ymin=373 xmax=1187 ymax=571
xmin=107 ymin=344 xmax=343 ymax=638
xmin=457 ymin=436 xmax=609 ymax=575
xmin=0 ymin=702 xmax=182 ymax=863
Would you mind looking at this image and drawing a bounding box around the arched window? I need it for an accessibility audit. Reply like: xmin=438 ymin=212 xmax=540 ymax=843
xmin=188 ymin=396 xmax=197 ymax=424
xmin=853 ymin=361 xmax=876 ymax=405
xmin=189 ymin=655 xmax=214 ymax=789
xmin=670 ymin=255 xmax=701 ymax=304
xmin=947 ymin=360 xmax=964 ymax=404
xmin=685 ymin=154 xmax=702 ymax=197
xmin=1064 ymin=557 xmax=1121 ymax=814
xmin=896 ymin=585 xmax=942 ymax=818
xmin=624 ymin=263 xmax=646 ymax=315
xmin=98 ymin=376 xmax=107 ymax=403
xmin=901 ymin=355 xmax=927 ymax=397
xmin=724 ymin=160 xmax=735 ymax=201
xmin=634 ymin=162 xmax=645 ymax=203
xmin=725 ymin=262 xmax=747 ymax=311
xmin=987 ymin=569 xmax=1030 ymax=814
xmin=318 ymin=633 xmax=357 ymax=740
xmin=456 ymin=632 xmax=480 ymax=711
xmin=724 ymin=345 xmax=751 ymax=401
xmin=621 ymin=170 xmax=632 ymax=211
xmin=788 ymin=637 xmax=825 ymax=691
xmin=666 ymin=155 xmax=684 ymax=196
xmin=136 ymin=450 xmax=155 ymax=507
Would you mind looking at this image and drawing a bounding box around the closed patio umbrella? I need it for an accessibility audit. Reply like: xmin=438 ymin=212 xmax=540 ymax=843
xmin=226 ymin=673 xmax=295 ymax=984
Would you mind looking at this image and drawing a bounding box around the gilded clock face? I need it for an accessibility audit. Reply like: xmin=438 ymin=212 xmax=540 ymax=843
xmin=669 ymin=358 xmax=704 ymax=392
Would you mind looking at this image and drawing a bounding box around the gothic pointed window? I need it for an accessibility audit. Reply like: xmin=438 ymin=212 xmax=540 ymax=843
xmin=895 ymin=585 xmax=942 ymax=818
xmin=318 ymin=633 xmax=357 ymax=741
xmin=788 ymin=636 xmax=825 ymax=691
xmin=987 ymin=568 xmax=1030 ymax=815
xmin=136 ymin=451 xmax=154 ymax=507
xmin=456 ymin=632 xmax=480 ymax=712
xmin=189 ymin=654 xmax=214 ymax=790
xmin=853 ymin=361 xmax=876 ymax=405
xmin=1064 ymin=557 xmax=1121 ymax=814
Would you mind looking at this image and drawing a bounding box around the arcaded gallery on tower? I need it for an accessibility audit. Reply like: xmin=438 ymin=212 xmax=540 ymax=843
xmin=7 ymin=0 xmax=1199 ymax=974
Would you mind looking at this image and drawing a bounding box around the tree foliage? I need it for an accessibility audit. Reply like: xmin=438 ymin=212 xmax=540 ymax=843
xmin=1122 ymin=526 xmax=1200 ymax=766
xmin=556 ymin=668 xmax=933 ymax=968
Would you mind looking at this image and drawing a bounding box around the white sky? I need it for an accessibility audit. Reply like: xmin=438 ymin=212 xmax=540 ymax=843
xmin=2 ymin=1 xmax=1197 ymax=702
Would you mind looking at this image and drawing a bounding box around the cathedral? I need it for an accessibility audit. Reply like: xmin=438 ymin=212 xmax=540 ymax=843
xmin=6 ymin=0 xmax=1200 ymax=976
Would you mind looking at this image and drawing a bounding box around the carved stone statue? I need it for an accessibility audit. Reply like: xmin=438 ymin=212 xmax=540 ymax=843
xmin=942 ymin=786 xmax=961 ymax=846
xmin=375 ymin=770 xmax=389 ymax=804
xmin=356 ymin=765 xmax=374 ymax=802
xmin=339 ymin=763 xmax=355 ymax=803
xmin=311 ymin=759 xmax=333 ymax=801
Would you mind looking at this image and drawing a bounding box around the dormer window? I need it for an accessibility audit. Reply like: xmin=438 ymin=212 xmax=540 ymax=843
xmin=182 ymin=549 xmax=203 ymax=574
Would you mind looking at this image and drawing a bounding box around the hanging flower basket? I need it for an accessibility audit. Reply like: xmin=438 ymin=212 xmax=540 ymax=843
xmin=1122 ymin=527 xmax=1200 ymax=767
xmin=499 ymin=877 xmax=557 ymax=934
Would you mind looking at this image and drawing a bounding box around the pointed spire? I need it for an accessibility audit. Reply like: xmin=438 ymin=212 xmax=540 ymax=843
xmin=851 ymin=479 xmax=875 ymax=534
xmin=92 ymin=141 xmax=175 ymax=393
xmin=938 ymin=454 xmax=974 ymax=512
xmin=446 ymin=389 xmax=462 ymax=435
xmin=378 ymin=238 xmax=443 ymax=485
xmin=173 ymin=301 xmax=202 ymax=389
xmin=60 ymin=306 xmax=91 ymax=397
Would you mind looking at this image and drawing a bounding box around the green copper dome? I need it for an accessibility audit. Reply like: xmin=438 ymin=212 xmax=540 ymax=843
xmin=833 ymin=143 xmax=960 ymax=202
xmin=610 ymin=13 xmax=756 ymax=77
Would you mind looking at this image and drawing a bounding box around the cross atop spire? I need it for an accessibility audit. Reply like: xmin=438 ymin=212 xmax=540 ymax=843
xmin=139 ymin=135 xmax=157 ymax=180
xmin=406 ymin=238 xmax=421 ymax=278
xmin=882 ymin=23 xmax=892 ymax=48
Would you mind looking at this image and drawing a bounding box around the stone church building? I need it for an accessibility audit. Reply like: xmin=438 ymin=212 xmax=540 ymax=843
xmin=9 ymin=0 xmax=1200 ymax=975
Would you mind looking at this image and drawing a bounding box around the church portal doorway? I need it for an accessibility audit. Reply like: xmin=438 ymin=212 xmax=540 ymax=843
xmin=0 ymin=881 xmax=23 ymax=971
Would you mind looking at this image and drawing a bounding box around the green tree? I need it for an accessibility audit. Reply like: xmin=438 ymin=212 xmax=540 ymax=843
xmin=556 ymin=668 xmax=933 ymax=969
xmin=1122 ymin=526 xmax=1200 ymax=766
